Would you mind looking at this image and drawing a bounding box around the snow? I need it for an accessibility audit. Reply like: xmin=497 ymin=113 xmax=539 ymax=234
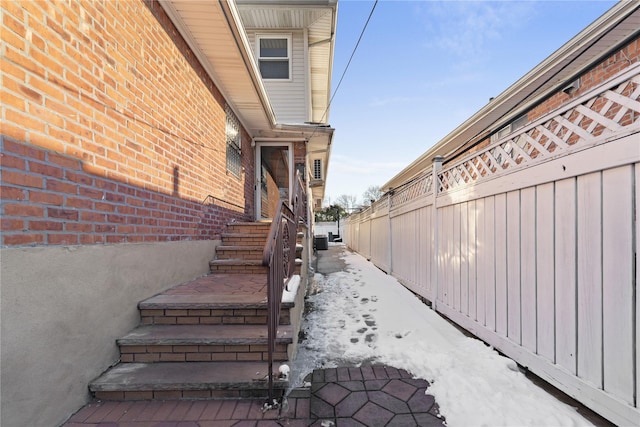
xmin=282 ymin=275 xmax=301 ymax=304
xmin=292 ymin=244 xmax=593 ymax=427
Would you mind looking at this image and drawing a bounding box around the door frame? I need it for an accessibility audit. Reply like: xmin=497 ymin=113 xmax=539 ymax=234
xmin=254 ymin=141 xmax=294 ymax=221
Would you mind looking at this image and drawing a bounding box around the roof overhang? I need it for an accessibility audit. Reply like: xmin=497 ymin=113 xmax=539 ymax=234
xmin=254 ymin=123 xmax=335 ymax=204
xmin=383 ymin=1 xmax=640 ymax=191
xmin=159 ymin=0 xmax=277 ymax=136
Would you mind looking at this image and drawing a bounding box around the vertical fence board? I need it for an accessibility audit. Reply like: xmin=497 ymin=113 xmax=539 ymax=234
xmin=461 ymin=202 xmax=469 ymax=316
xmin=485 ymin=197 xmax=496 ymax=331
xmin=468 ymin=201 xmax=477 ymax=319
xmin=602 ymin=166 xmax=634 ymax=404
xmin=475 ymin=198 xmax=486 ymax=326
xmin=495 ymin=193 xmax=508 ymax=336
xmin=555 ymin=178 xmax=577 ymax=375
xmin=507 ymin=190 xmax=522 ymax=344
xmin=447 ymin=205 xmax=455 ymax=306
xmin=435 ymin=209 xmax=449 ymax=303
xmin=536 ymin=183 xmax=555 ymax=362
xmin=453 ymin=204 xmax=462 ymax=311
xmin=418 ymin=206 xmax=433 ymax=298
xmin=635 ymin=163 xmax=640 ymax=411
xmin=521 ymin=187 xmax=537 ymax=352
xmin=577 ymin=172 xmax=603 ymax=388
xmin=392 ymin=213 xmax=410 ymax=287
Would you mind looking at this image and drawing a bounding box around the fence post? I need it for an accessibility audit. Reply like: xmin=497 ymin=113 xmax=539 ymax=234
xmin=388 ymin=191 xmax=394 ymax=275
xmin=432 ymin=156 xmax=444 ymax=311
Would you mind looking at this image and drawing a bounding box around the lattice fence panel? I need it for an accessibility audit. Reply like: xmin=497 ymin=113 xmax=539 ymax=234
xmin=438 ymin=70 xmax=640 ymax=192
xmin=391 ymin=172 xmax=433 ymax=207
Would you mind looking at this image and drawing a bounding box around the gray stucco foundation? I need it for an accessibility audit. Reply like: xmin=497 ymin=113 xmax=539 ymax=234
xmin=0 ymin=239 xmax=218 ymax=427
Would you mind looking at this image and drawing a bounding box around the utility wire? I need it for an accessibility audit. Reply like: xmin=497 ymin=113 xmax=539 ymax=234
xmin=310 ymin=0 xmax=379 ymax=138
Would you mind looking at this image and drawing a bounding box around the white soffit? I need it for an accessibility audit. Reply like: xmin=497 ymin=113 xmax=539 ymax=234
xmin=160 ymin=0 xmax=276 ymax=136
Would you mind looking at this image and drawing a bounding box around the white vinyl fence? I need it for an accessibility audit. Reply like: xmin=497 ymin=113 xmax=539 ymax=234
xmin=343 ymin=65 xmax=640 ymax=426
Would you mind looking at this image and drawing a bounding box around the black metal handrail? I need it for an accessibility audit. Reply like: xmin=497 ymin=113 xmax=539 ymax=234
xmin=262 ymin=172 xmax=307 ymax=405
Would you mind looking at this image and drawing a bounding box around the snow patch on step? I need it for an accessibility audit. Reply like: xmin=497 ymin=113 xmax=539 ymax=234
xmin=283 ymin=275 xmax=301 ymax=303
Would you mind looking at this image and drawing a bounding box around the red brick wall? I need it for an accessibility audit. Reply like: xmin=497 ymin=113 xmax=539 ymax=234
xmin=1 ymin=0 xmax=254 ymax=247
xmin=529 ymin=36 xmax=639 ymax=121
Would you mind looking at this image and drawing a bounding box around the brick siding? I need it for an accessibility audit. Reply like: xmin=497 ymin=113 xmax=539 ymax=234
xmin=457 ymin=36 xmax=639 ymax=158
xmin=1 ymin=0 xmax=255 ymax=247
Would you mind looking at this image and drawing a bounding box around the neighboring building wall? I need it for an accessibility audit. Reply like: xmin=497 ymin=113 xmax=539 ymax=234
xmin=0 ymin=1 xmax=254 ymax=426
xmin=314 ymin=221 xmax=339 ymax=236
xmin=462 ymin=37 xmax=639 ymax=159
xmin=245 ymin=31 xmax=308 ymax=124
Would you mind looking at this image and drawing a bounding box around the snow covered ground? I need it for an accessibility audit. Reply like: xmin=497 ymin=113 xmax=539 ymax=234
xmin=291 ymin=243 xmax=594 ymax=426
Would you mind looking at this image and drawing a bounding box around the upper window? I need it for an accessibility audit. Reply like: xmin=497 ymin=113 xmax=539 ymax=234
xmin=257 ymin=35 xmax=291 ymax=80
xmin=313 ymin=159 xmax=322 ymax=180
xmin=225 ymin=105 xmax=242 ymax=178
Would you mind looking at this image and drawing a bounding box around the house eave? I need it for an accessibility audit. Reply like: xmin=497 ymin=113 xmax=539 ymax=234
xmin=159 ymin=0 xmax=278 ymax=137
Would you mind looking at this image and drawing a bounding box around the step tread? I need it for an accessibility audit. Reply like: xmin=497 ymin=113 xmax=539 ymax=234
xmin=216 ymin=245 xmax=264 ymax=251
xmin=221 ymin=233 xmax=269 ymax=238
xmin=137 ymin=274 xmax=297 ymax=310
xmin=209 ymin=259 xmax=264 ymax=266
xmin=118 ymin=324 xmax=294 ymax=346
xmin=90 ymin=362 xmax=288 ymax=392
xmin=228 ymin=221 xmax=271 ymax=227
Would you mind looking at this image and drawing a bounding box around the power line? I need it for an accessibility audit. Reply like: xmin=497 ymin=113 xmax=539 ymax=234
xmin=311 ymin=0 xmax=379 ymax=137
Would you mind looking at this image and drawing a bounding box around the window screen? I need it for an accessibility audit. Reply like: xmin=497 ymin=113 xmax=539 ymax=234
xmin=225 ymin=105 xmax=242 ymax=177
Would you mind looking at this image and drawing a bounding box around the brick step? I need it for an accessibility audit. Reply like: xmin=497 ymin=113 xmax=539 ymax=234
xmin=139 ymin=305 xmax=292 ymax=326
xmin=220 ymin=233 xmax=268 ymax=246
xmin=118 ymin=324 xmax=292 ymax=363
xmin=89 ymin=361 xmax=287 ymax=400
xmin=209 ymin=259 xmax=268 ymax=274
xmin=225 ymin=221 xmax=272 ymax=235
xmin=215 ymin=245 xmax=264 ymax=261
xmin=139 ymin=275 xmax=293 ymax=326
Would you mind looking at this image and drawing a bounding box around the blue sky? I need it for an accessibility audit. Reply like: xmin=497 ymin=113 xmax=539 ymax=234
xmin=324 ymin=0 xmax=617 ymax=205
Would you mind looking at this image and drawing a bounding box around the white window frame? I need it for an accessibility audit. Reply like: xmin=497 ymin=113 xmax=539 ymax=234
xmin=256 ymin=34 xmax=292 ymax=81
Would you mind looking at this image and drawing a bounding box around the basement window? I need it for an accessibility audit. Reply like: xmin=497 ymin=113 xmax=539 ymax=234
xmin=257 ymin=35 xmax=291 ymax=80
xmin=226 ymin=105 xmax=242 ymax=178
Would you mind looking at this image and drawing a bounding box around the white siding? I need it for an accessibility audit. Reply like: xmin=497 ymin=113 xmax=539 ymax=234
xmin=245 ymin=31 xmax=307 ymax=124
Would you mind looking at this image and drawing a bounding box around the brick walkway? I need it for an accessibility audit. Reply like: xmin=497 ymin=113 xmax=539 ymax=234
xmin=63 ymin=365 xmax=445 ymax=426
